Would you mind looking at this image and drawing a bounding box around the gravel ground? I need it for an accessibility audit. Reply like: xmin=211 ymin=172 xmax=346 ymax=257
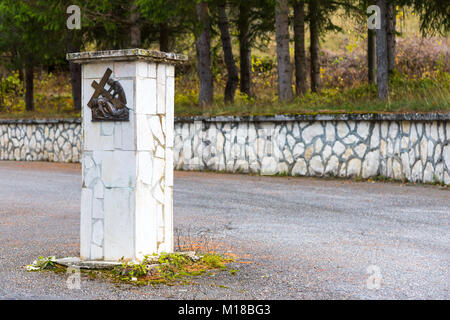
xmin=0 ymin=161 xmax=448 ymax=300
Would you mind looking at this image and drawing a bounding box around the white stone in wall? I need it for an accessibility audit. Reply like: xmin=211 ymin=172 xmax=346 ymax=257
xmin=309 ymin=156 xmax=324 ymax=176
xmin=423 ymin=162 xmax=434 ymax=183
xmin=402 ymin=121 xmax=410 ymax=134
xmin=438 ymin=123 xmax=445 ymax=142
xmin=408 ymin=147 xmax=415 ymax=167
xmin=248 ymin=123 xmax=257 ymax=143
xmin=261 ymin=157 xmax=278 ymax=175
xmin=216 ymin=130 xmax=225 ymax=153
xmin=347 ymin=158 xmax=361 ymax=177
xmin=304 ymin=145 xmax=314 ymax=161
xmin=277 ymin=162 xmax=289 ymax=174
xmin=292 ymin=122 xmax=300 ymax=138
xmin=302 ymin=123 xmax=323 ymax=144
xmin=333 ymin=141 xmax=345 ymax=156
xmin=342 ymin=147 xmax=353 ymax=160
xmin=427 ymin=140 xmax=434 ymax=158
xmin=420 ymin=137 xmax=427 ymax=164
xmin=292 ymin=159 xmax=307 ymax=176
xmin=389 ymin=122 xmax=398 ymax=139
xmin=356 ymin=122 xmax=370 ymax=140
xmin=380 ymin=140 xmax=387 ymax=158
xmin=381 ymin=121 xmax=389 ymax=138
xmin=293 ymin=143 xmax=305 ymax=158
xmin=236 ymin=123 xmax=247 ymax=146
xmin=430 ymin=122 xmax=438 ymax=140
xmin=235 ymin=160 xmax=249 ymax=172
xmin=337 ymin=122 xmax=349 ymax=138
xmin=277 ymin=127 xmax=286 ymax=147
xmin=443 ymin=145 xmax=450 ymax=170
xmin=386 ymin=158 xmax=393 ymax=178
xmin=417 ymin=122 xmax=424 ymax=137
xmin=362 ymin=150 xmax=380 ymax=178
xmin=445 ymin=171 xmax=450 ymax=185
xmin=410 ymin=124 xmax=418 ymax=144
xmin=325 ymin=155 xmax=339 ymax=176
xmin=348 ymin=121 xmax=356 ymax=132
xmin=322 ymin=145 xmax=332 ymax=161
xmin=370 ymin=123 xmax=380 ymax=148
xmin=411 ymin=161 xmax=423 ymax=182
xmin=401 ymin=153 xmax=411 ymax=180
xmin=339 ymin=163 xmax=347 ymax=177
xmin=434 ymin=144 xmax=441 ymax=164
xmin=325 ymin=122 xmax=335 ymax=142
xmin=354 ymin=143 xmax=367 ymax=158
xmin=287 ymin=134 xmax=295 ymax=148
xmin=283 ymin=148 xmax=294 ymax=164
xmin=315 ymin=139 xmax=323 ymax=153
xmin=249 ymin=161 xmax=260 ymax=173
xmin=343 ymin=134 xmax=358 ymax=145
xmin=392 ymin=159 xmax=403 ymax=180
xmin=401 ymin=136 xmax=409 ymax=149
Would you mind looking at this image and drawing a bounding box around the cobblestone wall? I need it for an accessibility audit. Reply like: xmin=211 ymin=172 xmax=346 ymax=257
xmin=174 ymin=114 xmax=450 ymax=185
xmin=0 ymin=119 xmax=81 ymax=162
xmin=1 ymin=114 xmax=449 ymax=184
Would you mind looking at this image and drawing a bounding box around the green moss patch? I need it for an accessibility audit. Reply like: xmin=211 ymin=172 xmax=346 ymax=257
xmin=26 ymin=252 xmax=235 ymax=286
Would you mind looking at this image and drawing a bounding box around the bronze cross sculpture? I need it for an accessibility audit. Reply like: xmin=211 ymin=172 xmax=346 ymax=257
xmin=87 ymin=68 xmax=129 ymax=122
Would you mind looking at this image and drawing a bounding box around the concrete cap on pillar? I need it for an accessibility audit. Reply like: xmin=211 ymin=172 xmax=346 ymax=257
xmin=67 ymin=48 xmax=188 ymax=64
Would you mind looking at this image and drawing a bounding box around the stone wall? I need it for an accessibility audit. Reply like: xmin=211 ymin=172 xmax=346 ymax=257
xmin=0 ymin=119 xmax=81 ymax=162
xmin=174 ymin=114 xmax=450 ymax=185
xmin=1 ymin=114 xmax=449 ymax=184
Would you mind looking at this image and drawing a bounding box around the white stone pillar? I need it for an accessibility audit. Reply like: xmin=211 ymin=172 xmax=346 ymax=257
xmin=67 ymin=49 xmax=187 ymax=261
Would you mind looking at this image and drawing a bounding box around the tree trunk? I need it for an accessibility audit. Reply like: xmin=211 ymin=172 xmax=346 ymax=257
xmin=294 ymin=0 xmax=307 ymax=96
xmin=376 ymin=0 xmax=389 ymax=100
xmin=275 ymin=0 xmax=294 ymax=101
xmin=67 ymin=32 xmax=82 ymax=112
xmin=130 ymin=2 xmax=141 ymax=47
xmin=238 ymin=2 xmax=252 ymax=97
xmin=218 ymin=1 xmax=239 ymax=104
xmin=386 ymin=0 xmax=396 ymax=74
xmin=368 ymin=28 xmax=376 ymax=84
xmin=195 ymin=1 xmax=214 ymax=107
xmin=309 ymin=0 xmax=320 ymax=93
xmin=159 ymin=23 xmax=169 ymax=52
xmin=18 ymin=68 xmax=24 ymax=83
xmin=0 ymin=75 xmax=3 ymax=109
xmin=25 ymin=63 xmax=34 ymax=112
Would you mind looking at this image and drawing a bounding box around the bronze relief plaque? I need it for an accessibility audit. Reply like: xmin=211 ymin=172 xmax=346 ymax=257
xmin=87 ymin=68 xmax=129 ymax=121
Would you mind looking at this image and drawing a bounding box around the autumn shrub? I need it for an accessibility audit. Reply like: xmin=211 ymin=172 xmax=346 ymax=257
xmin=0 ymin=72 xmax=22 ymax=112
xmin=320 ymin=36 xmax=449 ymax=89
xmin=0 ymin=31 xmax=448 ymax=118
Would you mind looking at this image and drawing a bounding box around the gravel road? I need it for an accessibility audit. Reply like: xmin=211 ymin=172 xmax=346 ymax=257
xmin=0 ymin=161 xmax=448 ymax=299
